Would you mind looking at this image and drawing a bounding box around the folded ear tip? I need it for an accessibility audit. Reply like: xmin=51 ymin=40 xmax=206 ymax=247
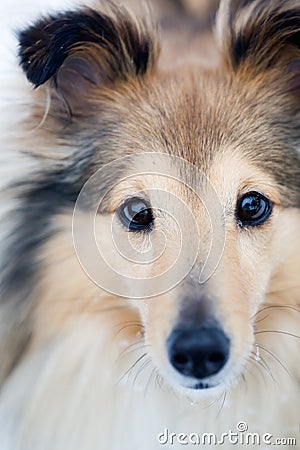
xmin=18 ymin=17 xmax=69 ymax=86
xmin=18 ymin=7 xmax=159 ymax=90
xmin=217 ymin=0 xmax=300 ymax=75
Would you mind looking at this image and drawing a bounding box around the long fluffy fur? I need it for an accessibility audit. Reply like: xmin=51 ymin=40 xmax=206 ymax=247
xmin=0 ymin=1 xmax=299 ymax=449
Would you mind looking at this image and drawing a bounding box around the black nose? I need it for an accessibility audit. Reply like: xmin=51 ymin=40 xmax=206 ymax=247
xmin=167 ymin=327 xmax=230 ymax=379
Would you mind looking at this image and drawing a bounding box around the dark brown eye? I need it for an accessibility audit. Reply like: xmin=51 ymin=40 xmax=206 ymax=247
xmin=236 ymin=192 xmax=272 ymax=227
xmin=117 ymin=197 xmax=154 ymax=231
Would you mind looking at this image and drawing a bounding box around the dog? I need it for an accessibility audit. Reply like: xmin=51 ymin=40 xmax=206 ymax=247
xmin=0 ymin=0 xmax=299 ymax=448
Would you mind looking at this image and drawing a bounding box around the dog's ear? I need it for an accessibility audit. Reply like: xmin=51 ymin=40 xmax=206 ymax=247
xmin=18 ymin=6 xmax=159 ymax=113
xmin=216 ymin=0 xmax=300 ymax=88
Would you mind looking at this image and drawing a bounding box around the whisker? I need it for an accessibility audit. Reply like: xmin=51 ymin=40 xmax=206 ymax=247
xmin=144 ymin=367 xmax=157 ymax=397
xmin=115 ymin=322 xmax=144 ymax=335
xmin=244 ymin=359 xmax=259 ymax=381
xmin=113 ymin=322 xmax=144 ymax=344
xmin=133 ymin=358 xmax=152 ymax=387
xmin=252 ymin=304 xmax=300 ymax=321
xmin=217 ymin=390 xmax=227 ymax=417
xmin=155 ymin=372 xmax=163 ymax=390
xmin=255 ymin=330 xmax=300 ymax=339
xmin=118 ymin=352 xmax=148 ymax=384
xmin=256 ymin=343 xmax=292 ymax=379
xmin=201 ymin=390 xmax=225 ymax=410
xmin=241 ymin=373 xmax=247 ymax=393
xmin=253 ymin=314 xmax=269 ymax=324
xmin=247 ymin=357 xmax=270 ymax=386
xmin=118 ymin=340 xmax=146 ymax=359
xmin=250 ymin=352 xmax=276 ymax=383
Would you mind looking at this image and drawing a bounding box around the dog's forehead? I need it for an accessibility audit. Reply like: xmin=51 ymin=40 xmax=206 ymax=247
xmin=79 ymin=67 xmax=299 ymax=208
xmin=112 ymin=70 xmax=275 ymax=167
xmin=130 ymin=71 xmax=300 ymax=205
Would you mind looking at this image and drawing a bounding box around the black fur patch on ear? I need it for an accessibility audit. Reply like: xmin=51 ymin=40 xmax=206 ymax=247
xmin=18 ymin=6 xmax=159 ymax=88
xmin=217 ymin=0 xmax=300 ymax=73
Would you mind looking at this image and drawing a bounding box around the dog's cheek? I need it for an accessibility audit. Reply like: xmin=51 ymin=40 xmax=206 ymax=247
xmin=236 ymin=230 xmax=277 ymax=311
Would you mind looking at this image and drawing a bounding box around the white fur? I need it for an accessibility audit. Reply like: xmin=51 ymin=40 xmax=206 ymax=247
xmin=0 ymin=309 xmax=298 ymax=449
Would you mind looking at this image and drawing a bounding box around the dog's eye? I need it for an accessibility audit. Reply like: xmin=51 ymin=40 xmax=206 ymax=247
xmin=117 ymin=197 xmax=154 ymax=231
xmin=236 ymin=192 xmax=272 ymax=227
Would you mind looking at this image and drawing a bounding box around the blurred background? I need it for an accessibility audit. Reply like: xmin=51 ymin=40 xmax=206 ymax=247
xmin=0 ymin=0 xmax=219 ymax=198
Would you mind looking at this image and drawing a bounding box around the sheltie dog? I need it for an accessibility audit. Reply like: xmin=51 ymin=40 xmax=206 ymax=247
xmin=0 ymin=0 xmax=299 ymax=448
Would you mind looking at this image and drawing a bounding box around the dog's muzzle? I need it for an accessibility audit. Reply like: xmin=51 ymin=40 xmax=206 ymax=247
xmin=167 ymin=323 xmax=230 ymax=385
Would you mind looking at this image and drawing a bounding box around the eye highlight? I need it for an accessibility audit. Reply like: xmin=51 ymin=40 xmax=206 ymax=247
xmin=117 ymin=197 xmax=154 ymax=231
xmin=236 ymin=192 xmax=273 ymax=227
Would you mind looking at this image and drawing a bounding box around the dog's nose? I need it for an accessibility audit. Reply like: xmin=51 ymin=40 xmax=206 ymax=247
xmin=167 ymin=326 xmax=230 ymax=379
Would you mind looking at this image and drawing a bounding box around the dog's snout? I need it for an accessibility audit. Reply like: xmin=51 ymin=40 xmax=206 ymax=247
xmin=167 ymin=326 xmax=230 ymax=380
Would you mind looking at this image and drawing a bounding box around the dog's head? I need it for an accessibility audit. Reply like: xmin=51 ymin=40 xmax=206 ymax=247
xmin=8 ymin=0 xmax=300 ymax=394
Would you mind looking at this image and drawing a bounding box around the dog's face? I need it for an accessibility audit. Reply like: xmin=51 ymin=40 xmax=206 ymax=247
xmin=85 ymin=125 xmax=298 ymax=393
xmin=6 ymin=0 xmax=299 ymax=394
